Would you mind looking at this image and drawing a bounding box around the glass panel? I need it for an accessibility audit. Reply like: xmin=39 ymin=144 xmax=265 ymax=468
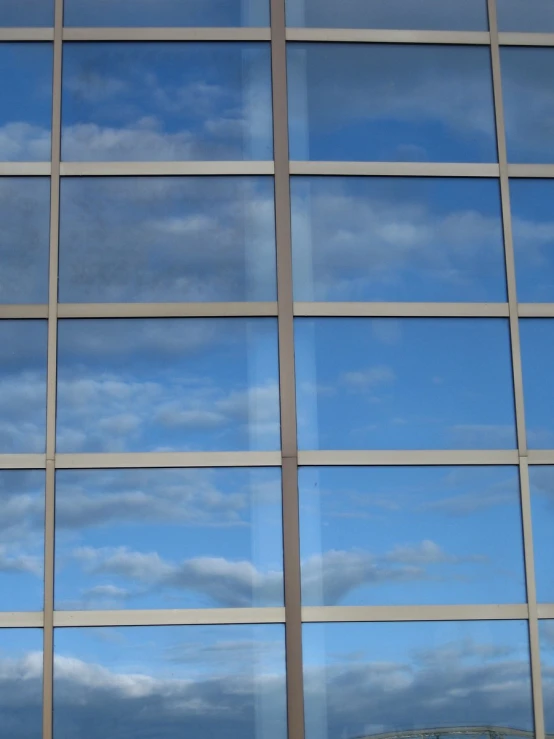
xmin=502 ymin=48 xmax=554 ymax=164
xmin=498 ymin=0 xmax=554 ymax=32
xmin=295 ymin=318 xmax=516 ymax=450
xmin=55 ymin=467 xmax=283 ymax=609
xmin=530 ymin=467 xmax=554 ymax=602
xmin=0 ymin=629 xmax=43 ymax=738
xmin=287 ymin=0 xmax=488 ymax=31
xmin=287 ymin=44 xmax=497 ymax=163
xmin=54 ymin=625 xmax=287 ymax=739
xmin=0 ymin=44 xmax=52 ymax=162
xmin=0 ymin=321 xmax=47 ymax=453
xmin=0 ymin=178 xmax=50 ymax=304
xmin=0 ymin=0 xmax=53 ymax=26
xmin=59 ymin=177 xmax=276 ymax=303
xmin=303 ymin=621 xmax=533 ymax=739
xmin=56 ymin=318 xmax=280 ymax=452
xmin=64 ymin=0 xmax=269 ymax=27
xmin=540 ymin=620 xmax=554 ymax=733
xmin=520 ymin=319 xmax=554 ymax=449
xmin=61 ymin=43 xmax=273 ymax=162
xmin=300 ymin=466 xmax=525 ymax=606
xmin=292 ymin=177 xmax=506 ymax=302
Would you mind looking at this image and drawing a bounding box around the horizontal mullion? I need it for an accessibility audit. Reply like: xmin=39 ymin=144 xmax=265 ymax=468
xmin=53 ymin=607 xmax=285 ymax=627
xmin=0 ymin=28 xmax=53 ymax=40
xmin=518 ymin=304 xmax=554 ymax=317
xmin=62 ymin=27 xmax=271 ymax=41
xmin=298 ymin=450 xmax=519 ymax=466
xmin=294 ymin=302 xmax=509 ymax=318
xmin=55 ymin=451 xmax=282 ymax=469
xmin=290 ymin=161 xmax=500 ymax=177
xmin=537 ymin=605 xmax=554 ymax=619
xmin=0 ymin=305 xmax=48 ymax=318
xmin=508 ymin=164 xmax=554 ymax=178
xmin=527 ymin=451 xmax=554 ymax=465
xmin=499 ymin=32 xmax=554 ymax=47
xmin=60 ymin=161 xmax=274 ymax=176
xmin=0 ymin=454 xmax=46 ymax=469
xmin=0 ymin=612 xmax=44 ymax=627
xmin=302 ymin=604 xmax=529 ymax=622
xmin=0 ymin=162 xmax=51 ymax=176
xmin=58 ymin=302 xmax=278 ymax=318
xmin=286 ymin=28 xmax=490 ymax=44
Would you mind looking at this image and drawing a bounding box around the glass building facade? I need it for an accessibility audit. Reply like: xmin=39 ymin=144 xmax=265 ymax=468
xmin=1 ymin=0 xmax=554 ymax=738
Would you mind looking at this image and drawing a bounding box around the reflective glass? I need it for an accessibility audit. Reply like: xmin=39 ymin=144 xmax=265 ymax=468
xmin=292 ymin=177 xmax=507 ymax=302
xmin=300 ymin=466 xmax=525 ymax=606
xmin=0 ymin=321 xmax=47 ymax=453
xmin=59 ymin=177 xmax=276 ymax=303
xmin=54 ymin=625 xmax=287 ymax=739
xmin=295 ymin=318 xmax=516 ymax=450
xmin=530 ymin=467 xmax=554 ymax=602
xmin=61 ymin=43 xmax=273 ymax=162
xmin=540 ymin=620 xmax=554 ymax=733
xmin=0 ymin=629 xmax=43 ymax=739
xmin=0 ymin=471 xmax=44 ymax=611
xmin=520 ymin=319 xmax=554 ymax=449
xmin=0 ymin=0 xmax=53 ymax=26
xmin=303 ymin=621 xmax=533 ymax=739
xmin=0 ymin=44 xmax=52 ymax=162
xmin=0 ymin=178 xmax=50 ymax=304
xmin=287 ymin=0 xmax=488 ymax=30
xmin=287 ymin=44 xmax=497 ymax=163
xmin=56 ymin=318 xmax=280 ymax=452
xmin=64 ymin=0 xmax=269 ymax=27
xmin=55 ymin=467 xmax=283 ymax=609
xmin=502 ymin=48 xmax=554 ymax=164
xmin=498 ymin=0 xmax=554 ymax=32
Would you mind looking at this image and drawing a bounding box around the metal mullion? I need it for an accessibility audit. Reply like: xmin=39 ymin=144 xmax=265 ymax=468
xmin=519 ymin=304 xmax=554 ymax=318
xmin=62 ymin=27 xmax=271 ymax=42
xmin=302 ymin=604 xmax=529 ymax=623
xmin=285 ymin=29 xmax=490 ymax=45
xmin=57 ymin=302 xmax=278 ymax=318
xmin=289 ymin=161 xmax=500 ymax=177
xmin=298 ymin=450 xmax=519 ymax=466
xmin=0 ymin=454 xmax=46 ymax=469
xmin=509 ymin=165 xmax=554 ymax=178
xmin=0 ymin=612 xmax=44 ymax=627
xmin=55 ymin=451 xmax=282 ymax=468
xmin=0 ymin=305 xmax=49 ymax=319
xmin=294 ymin=302 xmax=510 ymax=318
xmin=528 ymin=451 xmax=554 ymax=465
xmin=0 ymin=28 xmax=54 ymax=40
xmin=0 ymin=163 xmax=51 ymax=175
xmin=499 ymin=32 xmax=554 ymax=46
xmin=59 ymin=161 xmax=274 ymax=176
xmin=53 ymin=607 xmax=285 ymax=627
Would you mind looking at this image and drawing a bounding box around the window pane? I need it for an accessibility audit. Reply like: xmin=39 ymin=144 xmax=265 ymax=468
xmin=287 ymin=44 xmax=497 ymax=163
xmin=303 ymin=621 xmax=533 ymax=739
xmin=292 ymin=177 xmax=506 ymax=302
xmin=0 ymin=0 xmax=53 ymax=26
xmin=520 ymin=319 xmax=554 ymax=449
xmin=0 ymin=44 xmax=52 ymax=162
xmin=295 ymin=318 xmax=516 ymax=450
xmin=55 ymin=467 xmax=283 ymax=609
xmin=530 ymin=467 xmax=554 ymax=602
xmin=54 ymin=625 xmax=287 ymax=739
xmin=0 ymin=321 xmax=47 ymax=453
xmin=56 ymin=318 xmax=280 ymax=452
xmin=502 ymin=48 xmax=554 ymax=164
xmin=300 ymin=466 xmax=525 ymax=606
xmin=59 ymin=177 xmax=276 ymax=303
xmin=287 ymin=0 xmax=488 ymax=30
xmin=540 ymin=620 xmax=554 ymax=733
xmin=0 ymin=629 xmax=43 ymax=738
xmin=64 ymin=0 xmax=269 ymax=27
xmin=498 ymin=0 xmax=554 ymax=32
xmin=61 ymin=43 xmax=273 ymax=162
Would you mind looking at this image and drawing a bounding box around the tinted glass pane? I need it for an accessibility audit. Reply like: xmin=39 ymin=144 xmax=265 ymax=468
xmin=56 ymin=318 xmax=280 ymax=452
xmin=61 ymin=43 xmax=273 ymax=162
xmin=288 ymin=44 xmax=497 ymax=163
xmin=530 ymin=467 xmax=554 ymax=602
xmin=0 ymin=0 xmax=53 ymax=26
xmin=55 ymin=467 xmax=283 ymax=609
xmin=300 ymin=466 xmax=525 ymax=606
xmin=498 ymin=0 xmax=554 ymax=32
xmin=0 ymin=629 xmax=43 ymax=738
xmin=540 ymin=620 xmax=554 ymax=733
xmin=0 ymin=44 xmax=52 ymax=162
xmin=59 ymin=177 xmax=276 ymax=303
xmin=64 ymin=0 xmax=269 ymax=27
xmin=303 ymin=621 xmax=533 ymax=739
xmin=292 ymin=177 xmax=506 ymax=302
xmin=502 ymin=48 xmax=554 ymax=164
xmin=0 ymin=321 xmax=47 ymax=453
xmin=520 ymin=319 xmax=554 ymax=449
xmin=54 ymin=625 xmax=287 ymax=739
xmin=287 ymin=0 xmax=488 ymax=30
xmin=295 ymin=318 xmax=516 ymax=450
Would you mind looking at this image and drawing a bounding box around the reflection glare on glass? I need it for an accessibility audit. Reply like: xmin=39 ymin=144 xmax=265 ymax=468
xmin=540 ymin=620 xmax=554 ymax=733
xmin=292 ymin=177 xmax=506 ymax=302
xmin=295 ymin=318 xmax=516 ymax=450
xmin=502 ymin=48 xmax=554 ymax=164
xmin=0 ymin=0 xmax=52 ymax=26
xmin=59 ymin=177 xmax=276 ymax=303
xmin=287 ymin=0 xmax=488 ymax=30
xmin=287 ymin=44 xmax=497 ymax=163
xmin=0 ymin=43 xmax=52 ymax=162
xmin=303 ymin=621 xmax=533 ymax=739
xmin=520 ymin=319 xmax=554 ymax=449
xmin=55 ymin=467 xmax=283 ymax=610
xmin=530 ymin=467 xmax=554 ymax=602
xmin=56 ymin=318 xmax=280 ymax=453
xmin=498 ymin=0 xmax=554 ymax=32
xmin=0 ymin=321 xmax=47 ymax=453
xmin=0 ymin=629 xmax=43 ymax=738
xmin=54 ymin=625 xmax=287 ymax=739
xmin=61 ymin=42 xmax=273 ymax=162
xmin=300 ymin=466 xmax=525 ymax=606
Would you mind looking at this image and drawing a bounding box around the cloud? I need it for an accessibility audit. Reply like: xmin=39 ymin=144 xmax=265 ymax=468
xmin=341 ymin=365 xmax=396 ymax=392
xmin=0 ymin=546 xmax=42 ymax=576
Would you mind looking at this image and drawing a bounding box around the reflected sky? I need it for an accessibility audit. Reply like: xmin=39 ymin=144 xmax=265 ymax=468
xmin=0 ymin=178 xmax=50 ymax=304
xmin=0 ymin=628 xmax=42 ymax=739
xmin=0 ymin=43 xmax=52 ymax=162
xmin=0 ymin=0 xmax=52 ymax=26
xmin=287 ymin=44 xmax=497 ymax=163
xmin=291 ymin=177 xmax=507 ymax=302
xmin=61 ymin=42 xmax=273 ymax=162
xmin=59 ymin=177 xmax=276 ymax=303
xmin=55 ymin=467 xmax=283 ymax=610
xmin=519 ymin=319 xmax=554 ymax=449
xmin=498 ymin=0 xmax=554 ymax=32
xmin=539 ymin=620 xmax=554 ymax=733
xmin=295 ymin=318 xmax=516 ymax=450
xmin=529 ymin=467 xmax=554 ymax=602
xmin=56 ymin=318 xmax=280 ymax=453
xmin=303 ymin=620 xmax=533 ymax=739
xmin=53 ymin=625 xmax=287 ymax=739
xmin=300 ymin=466 xmax=525 ymax=606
